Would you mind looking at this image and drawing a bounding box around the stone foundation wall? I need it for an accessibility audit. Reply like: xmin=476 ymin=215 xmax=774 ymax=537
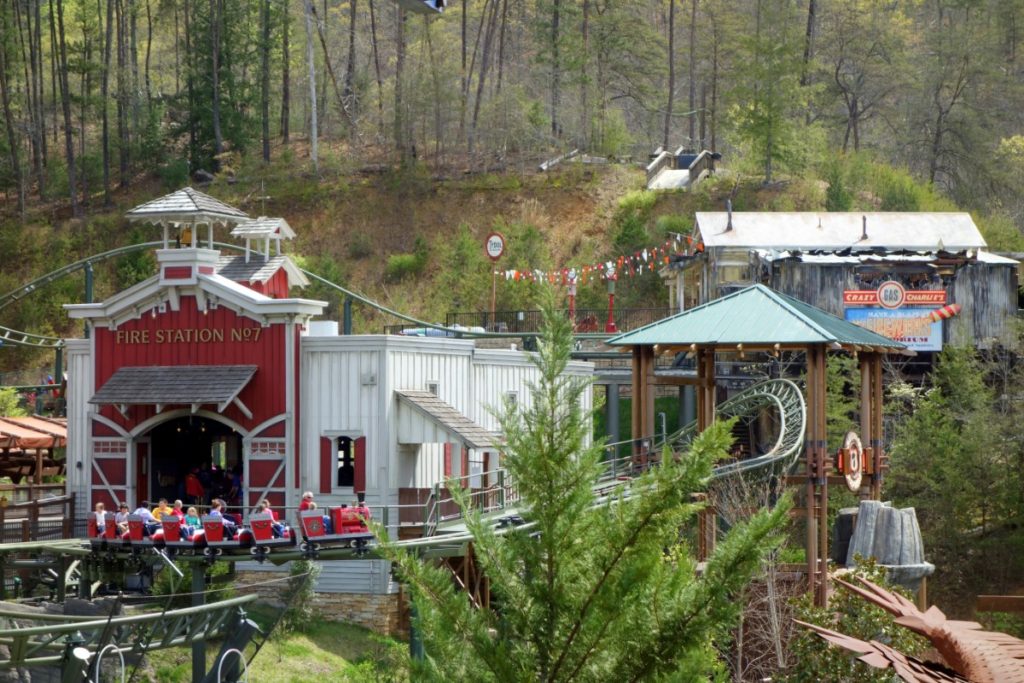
xmin=234 ymin=571 xmax=406 ymax=636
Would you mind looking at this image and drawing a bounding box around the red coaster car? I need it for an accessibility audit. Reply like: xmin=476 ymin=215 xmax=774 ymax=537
xmin=161 ymin=518 xmax=206 ymax=550
xmin=87 ymin=512 xmax=119 ymax=546
xmin=126 ymin=514 xmax=163 ymax=548
xmin=248 ymin=512 xmax=295 ymax=558
xmin=201 ymin=515 xmax=253 ymax=556
xmin=299 ymin=507 xmax=373 ymax=553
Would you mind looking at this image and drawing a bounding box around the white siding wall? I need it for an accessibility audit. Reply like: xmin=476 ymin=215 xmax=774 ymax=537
xmin=66 ymin=339 xmax=93 ymax=522
xmin=387 ymin=344 xmax=473 ymax=489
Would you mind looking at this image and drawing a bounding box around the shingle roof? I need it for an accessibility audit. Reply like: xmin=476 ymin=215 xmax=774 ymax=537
xmin=695 ymin=212 xmax=986 ymax=251
xmin=90 ymin=365 xmax=257 ymax=405
xmin=396 ymin=390 xmax=501 ymax=449
xmin=607 ymin=284 xmax=907 ymax=349
xmin=216 ymin=254 xmax=288 ymax=283
xmin=230 ymin=216 xmax=296 ymax=240
xmin=125 ymin=187 xmax=249 ymax=225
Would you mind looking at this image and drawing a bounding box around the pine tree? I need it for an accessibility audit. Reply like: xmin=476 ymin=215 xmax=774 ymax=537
xmin=379 ymin=288 xmax=791 ymax=682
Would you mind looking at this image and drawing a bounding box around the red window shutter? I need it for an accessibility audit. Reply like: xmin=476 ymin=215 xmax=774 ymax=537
xmin=461 ymin=447 xmax=470 ymax=487
xmin=319 ymin=437 xmax=332 ymax=494
xmin=443 ymin=443 xmax=452 ymax=478
xmin=354 ymin=437 xmax=366 ymax=493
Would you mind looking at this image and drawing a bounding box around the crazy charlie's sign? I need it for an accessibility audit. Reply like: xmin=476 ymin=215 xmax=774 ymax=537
xmin=842 ymin=281 xmax=946 ymax=308
xmin=114 ymin=326 xmax=264 ymax=344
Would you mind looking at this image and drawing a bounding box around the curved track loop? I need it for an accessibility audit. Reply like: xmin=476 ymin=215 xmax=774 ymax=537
xmin=0 ymin=241 xmax=575 ymax=348
xmin=664 ymin=378 xmax=807 ymax=478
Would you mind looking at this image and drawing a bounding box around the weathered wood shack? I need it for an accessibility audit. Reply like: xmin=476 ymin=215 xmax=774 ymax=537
xmin=665 ymin=212 xmax=1019 ymax=351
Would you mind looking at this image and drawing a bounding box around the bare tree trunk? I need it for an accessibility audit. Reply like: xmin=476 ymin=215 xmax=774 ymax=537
xmin=495 ymin=0 xmax=508 ymax=96
xmin=801 ymin=0 xmax=816 ymax=87
xmin=551 ymin=0 xmax=560 ymax=139
xmin=184 ymin=0 xmax=195 ymax=165
xmin=343 ymin=0 xmax=357 ymax=123
xmin=579 ymin=0 xmax=588 ymax=148
xmin=469 ymin=0 xmax=499 ymax=157
xmin=144 ymin=0 xmax=152 ymax=101
xmin=664 ymin=0 xmax=675 ymax=150
xmin=116 ymin=0 xmax=129 ymax=185
xmin=424 ymin=16 xmax=443 ymax=162
xmin=261 ymin=0 xmax=271 ymax=161
xmin=0 ymin=9 xmax=25 ymax=216
xmin=459 ymin=0 xmax=467 ymax=141
xmin=687 ymin=0 xmax=696 ymax=146
xmin=173 ymin=0 xmax=179 ymax=93
xmin=368 ymin=0 xmax=383 ymax=137
xmin=303 ymin=0 xmax=317 ymax=172
xmin=210 ymin=0 xmax=223 ymax=161
xmin=281 ymin=0 xmax=290 ymax=142
xmin=14 ymin=0 xmax=44 ymax=194
xmin=53 ymin=0 xmax=79 ymax=215
xmin=35 ymin=0 xmax=48 ymax=164
xmin=101 ymin=0 xmax=113 ymax=204
xmin=129 ymin=0 xmax=139 ymax=135
xmin=394 ymin=5 xmax=406 ymax=158
xmin=78 ymin=10 xmax=91 ymax=204
xmin=308 ymin=1 xmax=355 ymax=130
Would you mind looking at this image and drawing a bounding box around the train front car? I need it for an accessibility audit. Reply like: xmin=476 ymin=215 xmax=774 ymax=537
xmin=299 ymin=506 xmax=374 ymax=555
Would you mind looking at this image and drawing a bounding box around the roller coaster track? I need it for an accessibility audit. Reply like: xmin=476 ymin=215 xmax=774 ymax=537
xmin=0 ymin=593 xmax=257 ymax=669
xmin=423 ymin=378 xmax=807 ymax=535
xmin=668 ymin=378 xmax=807 ymax=479
xmin=0 ymin=241 xmax=601 ymax=349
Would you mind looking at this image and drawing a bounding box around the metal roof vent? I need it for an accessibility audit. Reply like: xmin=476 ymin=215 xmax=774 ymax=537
xmin=726 ymin=199 xmax=733 ymax=232
xmin=861 ymin=215 xmax=868 ymax=241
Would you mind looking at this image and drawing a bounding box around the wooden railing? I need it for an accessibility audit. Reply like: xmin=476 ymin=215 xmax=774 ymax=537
xmin=685 ymin=150 xmax=716 ymax=183
xmin=645 ymin=147 xmax=674 ymax=186
xmin=0 ymin=493 xmax=76 ymax=543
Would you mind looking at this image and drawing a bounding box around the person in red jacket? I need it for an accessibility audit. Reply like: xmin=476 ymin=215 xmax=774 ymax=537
xmin=299 ymin=491 xmax=314 ymax=511
xmin=185 ymin=469 xmax=204 ymax=506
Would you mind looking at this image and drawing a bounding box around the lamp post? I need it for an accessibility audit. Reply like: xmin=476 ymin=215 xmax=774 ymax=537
xmin=605 ymin=267 xmax=618 ymax=333
xmin=567 ymin=269 xmax=577 ymax=329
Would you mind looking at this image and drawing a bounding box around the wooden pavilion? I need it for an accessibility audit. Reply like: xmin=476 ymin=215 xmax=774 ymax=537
xmin=607 ymin=284 xmax=909 ymax=606
xmin=0 ymin=416 xmax=67 ymax=484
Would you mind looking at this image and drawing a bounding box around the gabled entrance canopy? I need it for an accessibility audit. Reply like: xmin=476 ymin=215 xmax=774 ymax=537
xmin=90 ymin=365 xmax=257 ymax=417
xmin=395 ymin=390 xmax=500 ymax=450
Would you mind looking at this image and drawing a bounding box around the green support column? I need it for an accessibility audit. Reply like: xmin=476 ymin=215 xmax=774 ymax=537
xmin=84 ymin=262 xmax=94 ymax=339
xmin=343 ymin=298 xmax=353 ymax=335
xmin=409 ymin=602 xmax=424 ymax=662
xmin=192 ymin=564 xmax=207 ymax=682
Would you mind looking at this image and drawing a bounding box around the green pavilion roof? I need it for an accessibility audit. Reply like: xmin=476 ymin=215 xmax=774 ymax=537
xmin=607 ymin=284 xmax=907 ymax=350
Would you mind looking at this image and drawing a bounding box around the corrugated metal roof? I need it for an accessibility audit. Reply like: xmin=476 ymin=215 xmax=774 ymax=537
xmin=230 ymin=216 xmax=296 ymax=240
xmin=696 ymin=212 xmax=986 ymax=251
xmin=396 ymin=390 xmax=501 ymax=449
xmin=607 ymin=284 xmax=906 ymax=349
xmin=90 ymin=365 xmax=257 ymax=405
xmin=125 ymin=187 xmax=249 ymax=225
xmin=752 ymin=248 xmax=1019 ymax=266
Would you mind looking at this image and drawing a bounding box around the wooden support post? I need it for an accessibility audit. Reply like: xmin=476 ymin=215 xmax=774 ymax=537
xmin=642 ymin=346 xmax=656 ymax=444
xmin=805 ymin=347 xmax=818 ymax=605
xmin=696 ymin=348 xmax=706 ymax=430
xmin=859 ymin=354 xmax=872 ymax=500
xmin=631 ymin=346 xmax=642 ymax=449
xmin=871 ymin=356 xmax=884 ymax=500
xmin=816 ymin=347 xmax=829 ymax=608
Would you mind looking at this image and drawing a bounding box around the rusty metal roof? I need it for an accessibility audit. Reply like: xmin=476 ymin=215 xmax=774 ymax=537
xmin=125 ymin=187 xmax=249 ymax=226
xmin=695 ymin=212 xmax=986 ymax=251
xmin=90 ymin=365 xmax=257 ymax=406
xmin=0 ymin=417 xmax=67 ymax=450
xmin=396 ymin=390 xmax=500 ymax=449
xmin=607 ymin=284 xmax=906 ymax=350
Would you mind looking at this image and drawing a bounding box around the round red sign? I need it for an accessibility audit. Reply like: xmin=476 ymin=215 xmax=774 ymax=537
xmin=877 ymin=281 xmax=906 ymax=309
xmin=485 ymin=232 xmax=505 ymax=261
